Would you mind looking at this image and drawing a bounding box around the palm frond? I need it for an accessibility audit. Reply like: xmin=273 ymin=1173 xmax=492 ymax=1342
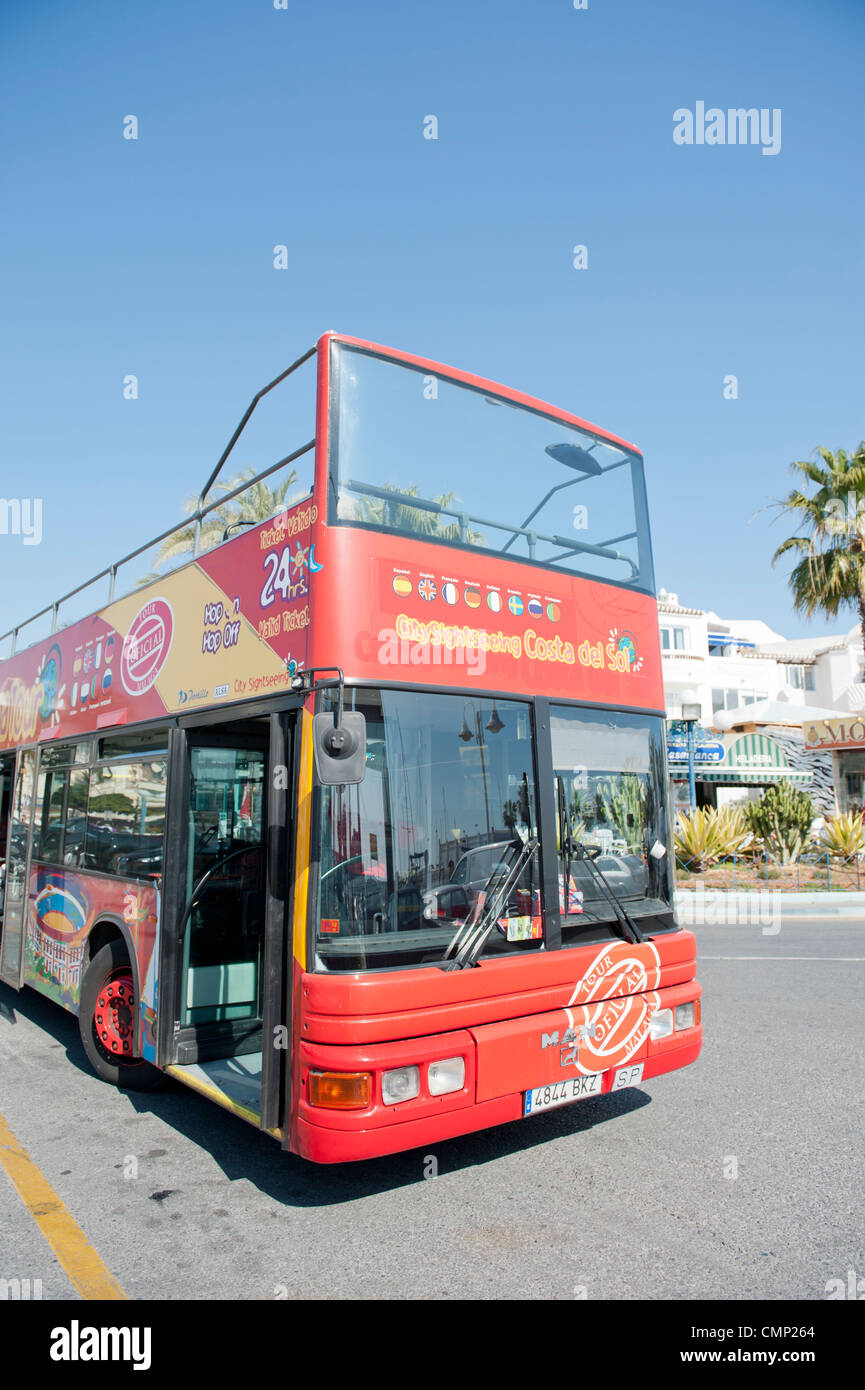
xmin=774 ymin=445 xmax=865 ymax=634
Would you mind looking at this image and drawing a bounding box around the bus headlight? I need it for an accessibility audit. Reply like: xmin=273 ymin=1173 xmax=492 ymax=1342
xmin=428 ymin=1057 xmax=465 ymax=1096
xmin=382 ymin=1065 xmax=420 ymax=1105
xmin=675 ymin=1002 xmax=697 ymax=1031
xmin=649 ymin=1008 xmax=674 ymax=1040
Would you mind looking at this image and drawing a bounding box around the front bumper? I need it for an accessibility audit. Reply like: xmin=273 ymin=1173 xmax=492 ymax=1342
xmin=291 ymin=981 xmax=702 ymax=1163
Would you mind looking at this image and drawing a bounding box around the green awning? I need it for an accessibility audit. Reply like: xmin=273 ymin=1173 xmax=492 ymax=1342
xmin=670 ymin=731 xmax=813 ymax=785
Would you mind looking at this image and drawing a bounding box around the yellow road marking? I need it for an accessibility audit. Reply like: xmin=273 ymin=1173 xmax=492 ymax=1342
xmin=0 ymin=1110 xmax=127 ymax=1301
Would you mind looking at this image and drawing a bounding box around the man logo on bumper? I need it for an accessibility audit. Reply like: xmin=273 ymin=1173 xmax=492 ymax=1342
xmin=541 ymin=1025 xmax=601 ymax=1067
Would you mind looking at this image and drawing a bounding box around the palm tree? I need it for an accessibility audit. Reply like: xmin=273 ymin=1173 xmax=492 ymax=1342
xmin=772 ymin=443 xmax=865 ymax=643
xmin=136 ymin=466 xmax=301 ymax=584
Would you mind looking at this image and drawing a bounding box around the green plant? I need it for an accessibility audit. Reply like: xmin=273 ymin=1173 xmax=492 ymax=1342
xmin=674 ymin=805 xmax=753 ymax=870
xmin=817 ymin=811 xmax=865 ymax=858
xmin=674 ymin=808 xmax=722 ymax=871
xmin=743 ymin=781 xmax=814 ymax=864
xmin=673 ymin=808 xmax=721 ymax=870
xmin=711 ymin=805 xmax=753 ymax=855
xmin=596 ymin=775 xmax=647 ymax=843
xmin=354 ymin=484 xmax=486 ymax=545
xmin=772 ymin=441 xmax=865 ymax=642
xmin=136 ymin=466 xmax=302 ymax=582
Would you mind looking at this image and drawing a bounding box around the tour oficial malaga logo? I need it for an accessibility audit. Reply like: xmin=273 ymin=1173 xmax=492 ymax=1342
xmin=121 ymin=598 xmax=174 ymax=696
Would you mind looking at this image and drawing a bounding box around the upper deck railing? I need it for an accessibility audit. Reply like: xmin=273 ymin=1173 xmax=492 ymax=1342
xmin=344 ymin=479 xmax=639 ymax=576
xmin=1 ymin=347 xmax=317 ymax=658
xmin=2 ymin=336 xmax=649 ymax=658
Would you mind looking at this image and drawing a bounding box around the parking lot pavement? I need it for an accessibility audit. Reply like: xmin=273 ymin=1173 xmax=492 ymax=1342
xmin=2 ymin=918 xmax=863 ymax=1301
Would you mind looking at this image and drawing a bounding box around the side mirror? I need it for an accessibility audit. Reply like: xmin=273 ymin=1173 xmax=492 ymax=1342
xmin=313 ymin=711 xmax=367 ymax=785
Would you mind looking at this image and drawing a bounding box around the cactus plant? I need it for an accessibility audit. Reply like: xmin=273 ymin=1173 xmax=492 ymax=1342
xmin=743 ymin=781 xmax=814 ymax=864
xmin=596 ymin=776 xmax=647 ymax=842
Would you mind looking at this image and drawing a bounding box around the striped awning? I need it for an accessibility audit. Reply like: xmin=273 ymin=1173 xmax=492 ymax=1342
xmin=670 ymin=731 xmax=813 ymax=785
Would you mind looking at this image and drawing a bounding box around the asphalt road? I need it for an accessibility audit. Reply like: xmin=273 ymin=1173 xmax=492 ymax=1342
xmin=1 ymin=919 xmax=863 ymax=1301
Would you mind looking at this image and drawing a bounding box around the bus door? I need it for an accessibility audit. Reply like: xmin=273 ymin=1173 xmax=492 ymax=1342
xmin=164 ymin=710 xmax=295 ymax=1132
xmin=0 ymin=753 xmax=15 ymax=927
xmin=0 ymin=748 xmax=37 ymax=990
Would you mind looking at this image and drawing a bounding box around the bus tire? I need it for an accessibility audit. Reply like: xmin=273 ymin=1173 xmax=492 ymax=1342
xmin=78 ymin=940 xmax=165 ymax=1092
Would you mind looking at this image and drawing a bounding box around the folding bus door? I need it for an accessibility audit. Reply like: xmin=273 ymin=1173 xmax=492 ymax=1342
xmin=162 ymin=709 xmax=296 ymax=1134
xmin=0 ymin=748 xmax=37 ymax=989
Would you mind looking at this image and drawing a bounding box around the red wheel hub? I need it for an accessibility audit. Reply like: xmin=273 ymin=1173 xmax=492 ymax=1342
xmin=94 ymin=971 xmax=136 ymax=1057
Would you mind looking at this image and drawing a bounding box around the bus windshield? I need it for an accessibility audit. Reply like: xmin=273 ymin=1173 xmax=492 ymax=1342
xmin=314 ymin=688 xmax=672 ymax=972
xmin=330 ymin=341 xmax=653 ymax=590
xmin=316 ymin=688 xmax=541 ymax=971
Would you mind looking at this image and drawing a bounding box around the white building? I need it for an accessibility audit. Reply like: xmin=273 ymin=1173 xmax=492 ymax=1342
xmin=658 ymin=590 xmax=865 ymax=726
xmin=658 ymin=590 xmax=865 ymax=815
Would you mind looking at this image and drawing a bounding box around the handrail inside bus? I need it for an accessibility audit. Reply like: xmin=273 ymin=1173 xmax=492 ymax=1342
xmin=343 ymin=479 xmax=639 ymax=578
xmin=176 ymin=842 xmax=263 ymax=952
xmin=500 ymin=455 xmax=631 ymax=556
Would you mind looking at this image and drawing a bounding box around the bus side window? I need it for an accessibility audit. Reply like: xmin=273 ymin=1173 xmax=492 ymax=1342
xmin=84 ymin=761 xmax=166 ymax=877
xmin=32 ymin=746 xmax=82 ymax=866
xmin=62 ymin=769 xmax=91 ymax=865
xmin=33 ymin=767 xmax=70 ymax=862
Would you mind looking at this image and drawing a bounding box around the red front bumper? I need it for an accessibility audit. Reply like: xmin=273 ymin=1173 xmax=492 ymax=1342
xmin=291 ymin=984 xmax=702 ymax=1164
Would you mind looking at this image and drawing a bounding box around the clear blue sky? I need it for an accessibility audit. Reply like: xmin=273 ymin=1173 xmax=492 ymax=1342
xmin=1 ymin=0 xmax=863 ymax=647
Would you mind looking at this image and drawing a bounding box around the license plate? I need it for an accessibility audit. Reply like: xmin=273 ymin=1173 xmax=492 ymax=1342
xmin=611 ymin=1063 xmax=644 ymax=1091
xmin=524 ymin=1071 xmax=603 ymax=1116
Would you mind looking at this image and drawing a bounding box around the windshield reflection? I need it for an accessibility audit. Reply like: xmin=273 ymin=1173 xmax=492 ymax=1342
xmin=316 ymin=689 xmax=541 ymax=971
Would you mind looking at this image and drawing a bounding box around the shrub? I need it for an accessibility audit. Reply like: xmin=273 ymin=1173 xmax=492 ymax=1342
xmin=743 ymin=781 xmax=813 ymax=864
xmin=817 ymin=811 xmax=865 ymax=859
xmin=674 ymin=805 xmax=752 ymax=871
xmin=711 ymin=805 xmax=753 ymax=855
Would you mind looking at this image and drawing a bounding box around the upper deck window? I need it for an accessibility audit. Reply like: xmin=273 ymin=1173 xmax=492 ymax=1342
xmin=329 ymin=343 xmax=654 ymax=592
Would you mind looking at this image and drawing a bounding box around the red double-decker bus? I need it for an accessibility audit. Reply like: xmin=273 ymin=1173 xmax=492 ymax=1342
xmin=0 ymin=333 xmax=701 ymax=1162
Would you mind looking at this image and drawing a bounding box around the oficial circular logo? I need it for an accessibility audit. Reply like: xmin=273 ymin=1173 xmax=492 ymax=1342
xmin=566 ymin=942 xmax=662 ymax=1074
xmin=121 ymin=599 xmax=174 ymax=696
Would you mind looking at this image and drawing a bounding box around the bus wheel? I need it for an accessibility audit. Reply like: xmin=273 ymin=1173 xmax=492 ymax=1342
xmin=79 ymin=941 xmax=165 ymax=1092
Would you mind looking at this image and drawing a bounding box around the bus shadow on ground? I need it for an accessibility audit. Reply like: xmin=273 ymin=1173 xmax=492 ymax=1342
xmin=4 ymin=983 xmax=652 ymax=1208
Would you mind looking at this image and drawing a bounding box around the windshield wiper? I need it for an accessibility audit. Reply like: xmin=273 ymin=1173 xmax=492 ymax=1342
xmin=571 ymin=843 xmax=647 ymax=944
xmin=443 ymin=837 xmax=539 ymax=970
xmin=556 ymin=779 xmax=646 ymax=945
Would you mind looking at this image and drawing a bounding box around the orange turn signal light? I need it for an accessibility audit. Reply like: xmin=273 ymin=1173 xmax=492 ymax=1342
xmin=308 ymin=1069 xmax=372 ymax=1110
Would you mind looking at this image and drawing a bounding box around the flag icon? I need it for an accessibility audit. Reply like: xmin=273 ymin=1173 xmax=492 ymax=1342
xmin=486 ymin=590 xmax=502 ymax=613
xmin=393 ymin=575 xmax=412 ymax=597
xmin=507 ymin=595 xmax=524 ymax=617
xmin=528 ymin=598 xmax=543 ymax=617
xmin=442 ymin=582 xmax=458 ymax=605
xmin=418 ymin=577 xmax=437 ymax=601
xmin=546 ymin=602 xmax=560 ymax=622
xmin=464 ymin=588 xmax=481 ymax=609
